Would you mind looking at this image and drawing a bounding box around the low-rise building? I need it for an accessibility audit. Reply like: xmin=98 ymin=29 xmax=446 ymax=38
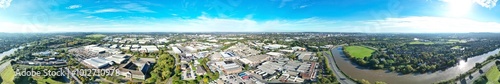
xmin=239 ymin=55 xmax=270 ymax=66
xmin=173 ymin=47 xmax=183 ymax=54
xmin=266 ymin=52 xmax=284 ymax=58
xmin=214 ymin=61 xmax=243 ymax=75
xmin=296 ymin=52 xmax=314 ymax=61
xmin=263 ymin=44 xmax=287 ymax=50
xmin=221 ymin=52 xmax=240 ymax=60
xmin=105 ymin=54 xmax=131 ymax=64
xmin=141 ymin=45 xmax=159 ymax=53
xmin=291 ymin=46 xmax=306 ymax=51
xmin=85 ymin=45 xmax=106 ymax=53
xmin=196 ymin=66 xmax=207 ymax=75
xmin=82 ymin=57 xmax=113 ymax=69
xmin=117 ymin=58 xmax=156 ymax=80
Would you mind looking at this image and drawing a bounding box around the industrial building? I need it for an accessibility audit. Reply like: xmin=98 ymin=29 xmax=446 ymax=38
xmin=105 ymin=54 xmax=131 ymax=64
xmin=214 ymin=61 xmax=243 ymax=75
xmin=173 ymin=47 xmax=183 ymax=54
xmin=266 ymin=52 xmax=284 ymax=58
xmin=117 ymin=58 xmax=156 ymax=80
xmin=82 ymin=57 xmax=114 ymax=69
xmin=221 ymin=52 xmax=240 ymax=60
xmin=296 ymin=52 xmax=314 ymax=61
xmin=263 ymin=44 xmax=288 ymax=50
xmin=85 ymin=45 xmax=107 ymax=53
xmin=239 ymin=55 xmax=270 ymax=66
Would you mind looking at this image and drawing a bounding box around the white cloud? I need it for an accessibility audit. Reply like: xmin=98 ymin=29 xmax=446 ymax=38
xmin=279 ymin=0 xmax=292 ymax=8
xmin=84 ymin=16 xmax=95 ymax=18
xmin=121 ymin=3 xmax=154 ymax=13
xmin=299 ymin=5 xmax=308 ymax=8
xmin=1 ymin=15 xmax=500 ymax=33
xmin=80 ymin=3 xmax=154 ymax=14
xmin=473 ymin=0 xmax=498 ymax=8
xmin=359 ymin=16 xmax=500 ymax=33
xmin=0 ymin=0 xmax=12 ymax=9
xmin=66 ymin=5 xmax=81 ymax=9
xmin=441 ymin=0 xmax=498 ymax=9
xmin=93 ymin=8 xmax=128 ymax=13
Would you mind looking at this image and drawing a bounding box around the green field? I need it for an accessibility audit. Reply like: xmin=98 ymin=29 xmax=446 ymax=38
xmin=345 ymin=46 xmax=375 ymax=58
xmin=448 ymin=39 xmax=467 ymax=43
xmin=1 ymin=65 xmax=15 ymax=84
xmin=409 ymin=41 xmax=434 ymax=45
xmin=451 ymin=46 xmax=462 ymax=49
xmin=32 ymin=76 xmax=66 ymax=84
xmin=486 ymin=65 xmax=500 ymax=84
xmin=85 ymin=34 xmax=107 ymax=38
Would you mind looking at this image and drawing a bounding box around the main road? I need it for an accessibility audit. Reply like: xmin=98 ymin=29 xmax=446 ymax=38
xmin=459 ymin=59 xmax=499 ymax=84
xmin=323 ymin=51 xmax=356 ymax=84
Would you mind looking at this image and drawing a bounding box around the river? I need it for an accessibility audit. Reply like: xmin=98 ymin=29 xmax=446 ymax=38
xmin=0 ymin=46 xmax=70 ymax=83
xmin=0 ymin=47 xmax=21 ymax=60
xmin=331 ymin=46 xmax=500 ymax=84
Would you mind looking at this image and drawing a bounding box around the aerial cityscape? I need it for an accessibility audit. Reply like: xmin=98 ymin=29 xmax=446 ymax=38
xmin=1 ymin=0 xmax=500 ymax=84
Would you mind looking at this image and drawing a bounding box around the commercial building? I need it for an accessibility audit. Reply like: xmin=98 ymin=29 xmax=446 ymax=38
xmin=173 ymin=47 xmax=183 ymax=54
xmin=221 ymin=52 xmax=240 ymax=60
xmin=263 ymin=44 xmax=287 ymax=50
xmin=291 ymin=46 xmax=306 ymax=51
xmin=257 ymin=61 xmax=285 ymax=75
xmin=296 ymin=52 xmax=314 ymax=61
xmin=117 ymin=58 xmax=156 ymax=80
xmin=214 ymin=61 xmax=243 ymax=75
xmin=300 ymin=62 xmax=317 ymax=80
xmin=266 ymin=52 xmax=284 ymax=58
xmin=279 ymin=50 xmax=295 ymax=54
xmin=239 ymin=55 xmax=270 ymax=66
xmin=85 ymin=45 xmax=106 ymax=53
xmin=82 ymin=57 xmax=114 ymax=69
xmin=196 ymin=66 xmax=207 ymax=75
xmin=141 ymin=45 xmax=159 ymax=53
xmin=195 ymin=51 xmax=209 ymax=59
xmin=185 ymin=46 xmax=198 ymax=52
xmin=105 ymin=54 xmax=131 ymax=64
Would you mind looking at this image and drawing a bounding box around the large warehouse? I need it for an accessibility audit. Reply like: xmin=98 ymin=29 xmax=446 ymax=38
xmin=83 ymin=57 xmax=114 ymax=69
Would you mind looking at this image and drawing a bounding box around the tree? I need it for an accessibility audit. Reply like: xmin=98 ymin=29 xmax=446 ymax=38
xmin=243 ymin=64 xmax=250 ymax=70
xmin=475 ymin=63 xmax=482 ymax=68
xmin=359 ymin=79 xmax=371 ymax=84
xmin=375 ymin=81 xmax=387 ymax=84
xmin=405 ymin=65 xmax=415 ymax=72
xmin=319 ymin=77 xmax=331 ymax=83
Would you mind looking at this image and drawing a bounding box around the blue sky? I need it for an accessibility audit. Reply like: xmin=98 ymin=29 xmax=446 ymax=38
xmin=0 ymin=0 xmax=499 ymax=33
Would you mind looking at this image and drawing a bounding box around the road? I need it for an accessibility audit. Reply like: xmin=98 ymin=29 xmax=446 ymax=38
xmin=459 ymin=59 xmax=499 ymax=84
xmin=324 ymin=49 xmax=356 ymax=84
xmin=65 ymin=68 xmax=83 ymax=84
xmin=0 ymin=60 xmax=11 ymax=73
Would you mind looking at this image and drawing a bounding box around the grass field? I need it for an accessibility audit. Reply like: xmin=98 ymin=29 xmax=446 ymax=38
xmin=451 ymin=46 xmax=462 ymax=49
xmin=345 ymin=46 xmax=375 ymax=58
xmin=85 ymin=34 xmax=106 ymax=38
xmin=448 ymin=39 xmax=468 ymax=43
xmin=486 ymin=65 xmax=500 ymax=84
xmin=409 ymin=41 xmax=434 ymax=45
xmin=1 ymin=65 xmax=15 ymax=84
xmin=32 ymin=76 xmax=66 ymax=84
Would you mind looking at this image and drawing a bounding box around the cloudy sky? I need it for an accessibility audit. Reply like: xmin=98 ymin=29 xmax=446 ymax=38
xmin=0 ymin=0 xmax=499 ymax=33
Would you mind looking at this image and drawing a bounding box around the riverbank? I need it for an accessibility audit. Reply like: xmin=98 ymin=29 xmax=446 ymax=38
xmin=324 ymin=50 xmax=356 ymax=84
xmin=439 ymin=53 xmax=500 ymax=84
xmin=331 ymin=46 xmax=500 ymax=84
